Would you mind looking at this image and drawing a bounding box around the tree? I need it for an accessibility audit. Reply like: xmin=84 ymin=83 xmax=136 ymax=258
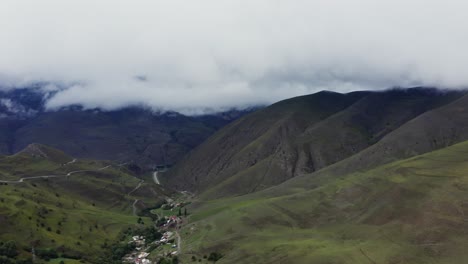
xmin=184 ymin=208 xmax=187 ymax=216
xmin=0 ymin=241 xmax=18 ymax=258
xmin=178 ymin=208 xmax=182 ymax=216
xmin=208 ymin=252 xmax=223 ymax=262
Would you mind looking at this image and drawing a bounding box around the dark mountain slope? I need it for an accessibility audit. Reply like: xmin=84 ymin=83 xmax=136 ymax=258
xmin=304 ymin=91 xmax=468 ymax=181
xmin=165 ymin=88 xmax=465 ymax=198
xmin=164 ymin=91 xmax=369 ymax=192
xmin=12 ymin=109 xmax=249 ymax=170
xmin=0 ymin=88 xmax=251 ymax=170
xmin=294 ymin=88 xmax=463 ymax=173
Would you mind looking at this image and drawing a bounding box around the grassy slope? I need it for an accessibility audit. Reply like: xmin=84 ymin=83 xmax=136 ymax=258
xmin=312 ymin=92 xmax=468 ymax=184
xmin=0 ymin=145 xmax=165 ymax=262
xmin=164 ymin=91 xmax=369 ymax=193
xmin=181 ymin=140 xmax=468 ymax=264
xmin=166 ymin=88 xmax=466 ymax=199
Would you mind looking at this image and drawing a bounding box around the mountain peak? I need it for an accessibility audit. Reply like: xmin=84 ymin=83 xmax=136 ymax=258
xmin=17 ymin=143 xmax=72 ymax=164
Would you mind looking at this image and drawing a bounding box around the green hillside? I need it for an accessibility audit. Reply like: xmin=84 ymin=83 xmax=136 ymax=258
xmin=180 ymin=140 xmax=468 ymax=263
xmin=0 ymin=144 xmax=168 ymax=263
xmin=165 ymin=88 xmax=466 ymax=199
xmin=164 ymin=91 xmax=369 ymax=193
xmin=4 ymin=88 xmax=468 ymax=263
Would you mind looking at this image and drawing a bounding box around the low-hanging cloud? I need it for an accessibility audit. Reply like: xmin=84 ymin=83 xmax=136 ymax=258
xmin=1 ymin=0 xmax=467 ymax=114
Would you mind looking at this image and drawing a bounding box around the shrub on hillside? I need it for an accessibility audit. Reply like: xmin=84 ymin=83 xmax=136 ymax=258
xmin=0 ymin=241 xmax=18 ymax=258
xmin=36 ymin=248 xmax=58 ymax=260
xmin=208 ymin=252 xmax=223 ymax=262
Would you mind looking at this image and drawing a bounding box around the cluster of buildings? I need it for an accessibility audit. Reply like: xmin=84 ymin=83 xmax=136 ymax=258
xmin=122 ymin=203 xmax=185 ymax=264
xmin=157 ymin=231 xmax=178 ymax=257
xmin=123 ymin=228 xmax=180 ymax=264
xmin=162 ymin=215 xmax=182 ymax=228
xmin=135 ymin=252 xmax=151 ymax=264
xmin=159 ymin=231 xmax=173 ymax=243
xmin=123 ymin=236 xmax=152 ymax=264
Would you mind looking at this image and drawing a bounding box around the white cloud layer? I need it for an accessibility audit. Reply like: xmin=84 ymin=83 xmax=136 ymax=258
xmin=0 ymin=0 xmax=467 ymax=114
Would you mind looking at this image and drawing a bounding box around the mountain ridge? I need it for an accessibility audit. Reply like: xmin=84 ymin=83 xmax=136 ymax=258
xmin=0 ymin=87 xmax=253 ymax=170
xmin=165 ymin=87 xmax=467 ymax=199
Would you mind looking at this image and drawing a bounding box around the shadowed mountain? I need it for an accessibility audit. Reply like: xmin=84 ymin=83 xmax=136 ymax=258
xmin=308 ymin=90 xmax=468 ymax=182
xmin=164 ymin=90 xmax=368 ymax=192
xmin=165 ymin=88 xmax=466 ymax=198
xmin=167 ymin=89 xmax=468 ymax=264
xmin=0 ymin=87 xmax=252 ymax=170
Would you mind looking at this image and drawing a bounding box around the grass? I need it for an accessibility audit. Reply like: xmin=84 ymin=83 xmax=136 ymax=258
xmin=179 ymin=140 xmax=468 ymax=263
xmin=47 ymin=258 xmax=84 ymax=264
xmin=0 ymin=146 xmax=166 ymax=263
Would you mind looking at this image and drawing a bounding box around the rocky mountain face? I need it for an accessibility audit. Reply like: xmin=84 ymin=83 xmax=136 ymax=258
xmin=164 ymin=88 xmax=468 ymax=198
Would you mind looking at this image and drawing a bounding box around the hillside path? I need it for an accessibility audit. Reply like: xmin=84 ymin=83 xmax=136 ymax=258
xmin=128 ymin=180 xmax=144 ymax=196
xmin=132 ymin=199 xmax=139 ymax=216
xmin=153 ymin=171 xmax=161 ymax=185
xmin=64 ymin=158 xmax=77 ymax=165
xmin=0 ymin=163 xmax=114 ymax=184
xmin=176 ymin=231 xmax=182 ymax=253
xmin=128 ymin=180 xmax=144 ymax=216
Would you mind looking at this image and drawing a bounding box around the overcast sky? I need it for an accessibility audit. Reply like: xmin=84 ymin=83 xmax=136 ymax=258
xmin=0 ymin=0 xmax=467 ymax=114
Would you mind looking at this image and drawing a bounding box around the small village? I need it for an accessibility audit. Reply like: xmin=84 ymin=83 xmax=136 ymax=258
xmin=122 ymin=201 xmax=184 ymax=264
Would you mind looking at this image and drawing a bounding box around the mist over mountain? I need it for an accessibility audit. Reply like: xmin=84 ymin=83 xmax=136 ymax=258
xmin=2 ymin=1 xmax=468 ymax=114
xmin=0 ymin=87 xmax=253 ymax=169
xmin=3 ymin=1 xmax=468 ymax=263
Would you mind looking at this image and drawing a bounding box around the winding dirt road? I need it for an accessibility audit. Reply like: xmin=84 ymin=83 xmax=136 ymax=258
xmin=64 ymin=158 xmax=77 ymax=165
xmin=0 ymin=163 xmax=113 ymax=184
xmin=153 ymin=171 xmax=161 ymax=185
xmin=132 ymin=199 xmax=139 ymax=216
xmin=176 ymin=231 xmax=182 ymax=253
xmin=127 ymin=180 xmax=144 ymax=216
xmin=127 ymin=180 xmax=144 ymax=196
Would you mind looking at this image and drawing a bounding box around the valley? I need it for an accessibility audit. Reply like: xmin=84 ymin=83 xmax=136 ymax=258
xmin=3 ymin=88 xmax=468 ymax=263
xmin=0 ymin=144 xmax=186 ymax=263
xmin=3 ymin=1 xmax=467 ymax=263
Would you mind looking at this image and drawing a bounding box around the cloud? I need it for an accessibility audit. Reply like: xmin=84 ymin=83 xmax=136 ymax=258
xmin=0 ymin=98 xmax=38 ymax=117
xmin=0 ymin=0 xmax=467 ymax=114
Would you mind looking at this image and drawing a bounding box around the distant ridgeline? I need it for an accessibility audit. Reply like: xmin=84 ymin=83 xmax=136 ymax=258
xmin=0 ymin=86 xmax=253 ymax=170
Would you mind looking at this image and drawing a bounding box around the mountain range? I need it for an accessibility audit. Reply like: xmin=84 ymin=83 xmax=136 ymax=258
xmin=165 ymin=87 xmax=467 ymax=198
xmin=0 ymin=87 xmax=251 ymax=170
xmin=160 ymin=87 xmax=468 ymax=263
xmin=4 ymin=86 xmax=468 ymax=263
